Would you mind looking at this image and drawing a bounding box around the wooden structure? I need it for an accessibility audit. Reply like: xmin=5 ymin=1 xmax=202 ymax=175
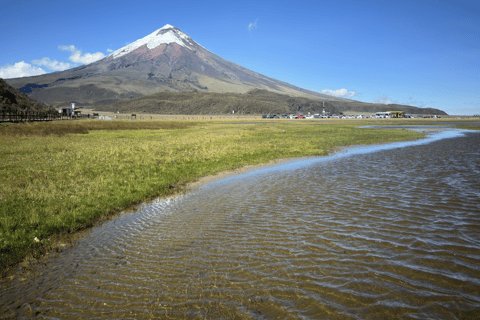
xmin=0 ymin=110 xmax=59 ymax=122
xmin=61 ymin=107 xmax=74 ymax=117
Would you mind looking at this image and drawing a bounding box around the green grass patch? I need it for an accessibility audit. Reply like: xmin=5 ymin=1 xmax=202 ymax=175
xmin=451 ymin=124 xmax=480 ymax=130
xmin=0 ymin=119 xmax=423 ymax=274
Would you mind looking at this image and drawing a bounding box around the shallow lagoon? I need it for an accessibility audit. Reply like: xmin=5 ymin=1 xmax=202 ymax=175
xmin=1 ymin=127 xmax=479 ymax=319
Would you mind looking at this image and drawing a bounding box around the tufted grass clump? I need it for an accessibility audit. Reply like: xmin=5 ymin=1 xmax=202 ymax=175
xmin=0 ymin=119 xmax=423 ymax=275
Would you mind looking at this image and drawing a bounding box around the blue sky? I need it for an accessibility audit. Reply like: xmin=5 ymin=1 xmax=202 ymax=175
xmin=1 ymin=0 xmax=478 ymax=115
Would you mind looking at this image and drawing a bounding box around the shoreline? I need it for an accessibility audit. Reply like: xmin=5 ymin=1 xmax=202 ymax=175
xmin=3 ymin=121 xmax=470 ymax=277
xmin=4 ymin=156 xmax=313 ymax=279
xmin=185 ymin=156 xmax=309 ymax=192
xmin=7 ymin=125 xmax=476 ymax=279
xmin=3 ymin=123 xmax=479 ymax=318
xmin=8 ymin=126 xmax=461 ymax=278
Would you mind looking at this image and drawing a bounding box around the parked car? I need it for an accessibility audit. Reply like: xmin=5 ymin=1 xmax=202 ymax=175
xmin=281 ymin=114 xmax=289 ymax=119
xmin=262 ymin=114 xmax=268 ymax=119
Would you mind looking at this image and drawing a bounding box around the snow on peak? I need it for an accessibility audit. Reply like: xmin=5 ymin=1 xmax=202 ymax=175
xmin=160 ymin=24 xmax=175 ymax=30
xmin=108 ymin=25 xmax=195 ymax=59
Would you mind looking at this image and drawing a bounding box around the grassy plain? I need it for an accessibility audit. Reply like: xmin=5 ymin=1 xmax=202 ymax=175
xmin=0 ymin=119 xmax=426 ymax=274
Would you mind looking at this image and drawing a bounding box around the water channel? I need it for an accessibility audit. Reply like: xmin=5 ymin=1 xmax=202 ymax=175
xmin=1 ymin=127 xmax=479 ymax=319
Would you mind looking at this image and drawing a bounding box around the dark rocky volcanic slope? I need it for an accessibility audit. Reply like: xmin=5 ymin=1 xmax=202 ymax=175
xmin=0 ymin=78 xmax=54 ymax=112
xmin=5 ymin=25 xmax=344 ymax=108
xmin=96 ymin=89 xmax=447 ymax=116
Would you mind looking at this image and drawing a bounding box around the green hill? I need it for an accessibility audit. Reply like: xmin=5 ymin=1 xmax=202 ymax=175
xmin=93 ymin=89 xmax=447 ymax=115
xmin=0 ymin=78 xmax=55 ymax=113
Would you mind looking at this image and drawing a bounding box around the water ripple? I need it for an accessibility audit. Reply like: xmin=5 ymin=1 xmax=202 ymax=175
xmin=1 ymin=129 xmax=480 ymax=319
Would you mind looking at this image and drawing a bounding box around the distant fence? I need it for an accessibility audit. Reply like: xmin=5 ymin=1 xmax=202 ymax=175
xmin=0 ymin=111 xmax=62 ymax=122
xmin=0 ymin=111 xmax=95 ymax=122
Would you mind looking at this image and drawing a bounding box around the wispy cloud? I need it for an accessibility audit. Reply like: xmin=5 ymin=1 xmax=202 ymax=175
xmin=248 ymin=18 xmax=259 ymax=32
xmin=59 ymin=45 xmax=105 ymax=64
xmin=322 ymin=88 xmax=356 ymax=98
xmin=0 ymin=45 xmax=107 ymax=79
xmin=0 ymin=61 xmax=46 ymax=79
xmin=373 ymin=94 xmax=397 ymax=104
xmin=32 ymin=57 xmax=72 ymax=71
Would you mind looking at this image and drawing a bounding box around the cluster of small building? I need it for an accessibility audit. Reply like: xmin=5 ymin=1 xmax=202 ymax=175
xmin=58 ymin=103 xmax=80 ymax=117
xmin=56 ymin=104 xmax=437 ymax=120
xmin=57 ymin=103 xmax=100 ymax=118
xmin=262 ymin=111 xmax=415 ymax=119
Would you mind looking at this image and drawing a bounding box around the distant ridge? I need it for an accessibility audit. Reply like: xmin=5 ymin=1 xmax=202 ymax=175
xmin=94 ymin=89 xmax=447 ymax=116
xmin=0 ymin=78 xmax=54 ymax=113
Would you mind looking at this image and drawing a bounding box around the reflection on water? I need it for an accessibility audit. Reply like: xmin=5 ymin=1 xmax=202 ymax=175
xmin=1 ymin=129 xmax=480 ymax=319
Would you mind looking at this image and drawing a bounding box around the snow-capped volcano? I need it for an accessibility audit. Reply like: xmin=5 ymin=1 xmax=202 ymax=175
xmin=7 ymin=24 xmax=343 ymax=107
xmin=99 ymin=24 xmax=246 ymax=83
xmin=108 ymin=24 xmax=198 ymax=59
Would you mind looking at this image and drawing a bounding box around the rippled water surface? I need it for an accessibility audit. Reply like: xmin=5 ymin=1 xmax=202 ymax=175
xmin=1 ymin=128 xmax=480 ymax=319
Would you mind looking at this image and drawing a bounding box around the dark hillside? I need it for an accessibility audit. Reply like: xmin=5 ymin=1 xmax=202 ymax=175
xmin=0 ymin=78 xmax=55 ymax=113
xmin=94 ymin=89 xmax=340 ymax=115
xmin=94 ymin=89 xmax=447 ymax=115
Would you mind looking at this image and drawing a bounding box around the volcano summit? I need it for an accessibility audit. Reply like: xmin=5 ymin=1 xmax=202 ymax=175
xmin=6 ymin=24 xmax=343 ymax=108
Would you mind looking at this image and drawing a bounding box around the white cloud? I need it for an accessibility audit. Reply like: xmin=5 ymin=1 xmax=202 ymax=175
xmin=59 ymin=45 xmax=105 ymax=64
xmin=322 ymin=88 xmax=356 ymax=98
xmin=373 ymin=94 xmax=395 ymax=104
xmin=248 ymin=18 xmax=258 ymax=32
xmin=0 ymin=61 xmax=46 ymax=79
xmin=32 ymin=57 xmax=72 ymax=71
xmin=0 ymin=44 xmax=107 ymax=79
